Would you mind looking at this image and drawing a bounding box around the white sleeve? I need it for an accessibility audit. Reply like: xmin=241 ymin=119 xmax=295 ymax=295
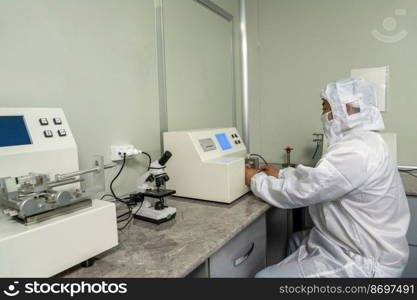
xmin=250 ymin=146 xmax=368 ymax=209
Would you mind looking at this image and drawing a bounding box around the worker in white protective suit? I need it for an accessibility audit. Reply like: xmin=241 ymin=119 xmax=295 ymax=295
xmin=245 ymin=78 xmax=410 ymax=278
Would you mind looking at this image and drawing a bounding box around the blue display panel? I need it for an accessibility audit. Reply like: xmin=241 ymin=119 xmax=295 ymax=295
xmin=215 ymin=133 xmax=232 ymax=151
xmin=0 ymin=116 xmax=32 ymax=147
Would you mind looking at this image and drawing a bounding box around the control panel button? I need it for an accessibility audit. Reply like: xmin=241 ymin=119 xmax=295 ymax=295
xmin=53 ymin=117 xmax=62 ymax=125
xmin=39 ymin=118 xmax=49 ymax=126
xmin=235 ymin=141 xmax=239 ymax=145
xmin=44 ymin=130 xmax=53 ymax=138
xmin=58 ymin=129 xmax=67 ymax=137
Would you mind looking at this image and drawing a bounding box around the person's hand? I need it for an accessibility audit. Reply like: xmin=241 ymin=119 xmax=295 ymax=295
xmin=260 ymin=164 xmax=279 ymax=177
xmin=245 ymin=167 xmax=259 ymax=187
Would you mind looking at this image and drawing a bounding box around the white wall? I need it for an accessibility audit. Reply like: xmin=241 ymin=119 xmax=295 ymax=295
xmin=248 ymin=0 xmax=417 ymax=166
xmin=164 ymin=0 xmax=235 ymax=131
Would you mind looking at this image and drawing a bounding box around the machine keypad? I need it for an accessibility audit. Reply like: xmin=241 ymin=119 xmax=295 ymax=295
xmin=44 ymin=130 xmax=53 ymax=138
xmin=53 ymin=117 xmax=62 ymax=125
xmin=39 ymin=118 xmax=49 ymax=126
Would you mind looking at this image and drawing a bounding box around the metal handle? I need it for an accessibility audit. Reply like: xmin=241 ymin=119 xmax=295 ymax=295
xmin=54 ymin=160 xmax=116 ymax=181
xmin=233 ymin=242 xmax=255 ymax=267
xmin=55 ymin=167 xmax=101 ymax=181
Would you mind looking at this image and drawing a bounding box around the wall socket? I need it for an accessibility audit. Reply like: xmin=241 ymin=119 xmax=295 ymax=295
xmin=111 ymin=144 xmax=141 ymax=162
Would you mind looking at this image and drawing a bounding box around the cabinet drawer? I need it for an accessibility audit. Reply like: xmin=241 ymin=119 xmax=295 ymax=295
xmin=403 ymin=246 xmax=417 ymax=278
xmin=407 ymin=196 xmax=417 ymax=246
xmin=209 ymin=214 xmax=266 ymax=278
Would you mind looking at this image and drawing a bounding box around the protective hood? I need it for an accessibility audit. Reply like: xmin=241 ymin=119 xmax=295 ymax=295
xmin=320 ymin=78 xmax=385 ymax=144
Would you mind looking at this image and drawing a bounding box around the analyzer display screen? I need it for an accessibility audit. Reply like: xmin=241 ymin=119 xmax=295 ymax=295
xmin=215 ymin=133 xmax=232 ymax=151
xmin=0 ymin=116 xmax=32 ymax=147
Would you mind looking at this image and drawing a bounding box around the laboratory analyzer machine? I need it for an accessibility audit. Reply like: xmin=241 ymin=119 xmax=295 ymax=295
xmin=0 ymin=107 xmax=118 ymax=277
xmin=164 ymin=128 xmax=249 ymax=204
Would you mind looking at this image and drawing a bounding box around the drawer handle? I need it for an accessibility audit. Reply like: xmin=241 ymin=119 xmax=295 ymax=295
xmin=233 ymin=242 xmax=255 ymax=267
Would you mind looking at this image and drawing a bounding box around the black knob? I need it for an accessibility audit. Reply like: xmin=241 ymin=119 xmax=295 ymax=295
xmin=146 ymin=174 xmax=154 ymax=183
xmin=155 ymin=177 xmax=164 ymax=188
xmin=155 ymin=201 xmax=165 ymax=211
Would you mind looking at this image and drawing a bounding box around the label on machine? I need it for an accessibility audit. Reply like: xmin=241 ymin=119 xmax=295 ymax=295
xmin=199 ymin=138 xmax=217 ymax=152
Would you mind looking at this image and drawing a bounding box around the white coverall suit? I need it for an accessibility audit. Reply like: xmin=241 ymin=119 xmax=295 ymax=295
xmin=252 ymin=78 xmax=410 ymax=278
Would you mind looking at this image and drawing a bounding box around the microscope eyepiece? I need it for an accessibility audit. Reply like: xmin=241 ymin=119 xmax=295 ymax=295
xmin=158 ymin=151 xmax=172 ymax=166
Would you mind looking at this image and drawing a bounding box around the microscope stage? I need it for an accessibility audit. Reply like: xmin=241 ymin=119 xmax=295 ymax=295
xmin=139 ymin=189 xmax=176 ymax=199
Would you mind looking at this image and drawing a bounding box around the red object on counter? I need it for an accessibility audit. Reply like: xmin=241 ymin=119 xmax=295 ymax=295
xmin=284 ymin=147 xmax=294 ymax=153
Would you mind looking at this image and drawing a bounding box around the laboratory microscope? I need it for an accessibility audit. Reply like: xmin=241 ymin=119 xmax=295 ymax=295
xmin=134 ymin=151 xmax=177 ymax=224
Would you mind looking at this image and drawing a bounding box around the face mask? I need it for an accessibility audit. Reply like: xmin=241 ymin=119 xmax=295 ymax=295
xmin=321 ymin=112 xmax=332 ymax=140
xmin=321 ymin=112 xmax=343 ymax=145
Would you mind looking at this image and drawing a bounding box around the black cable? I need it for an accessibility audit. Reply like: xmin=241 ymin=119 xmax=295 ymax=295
xmin=250 ymin=153 xmax=269 ymax=166
xmin=118 ymin=201 xmax=143 ymax=231
xmin=117 ymin=210 xmax=131 ymax=220
xmin=118 ymin=216 xmax=133 ymax=230
xmin=110 ymin=153 xmax=127 ymax=202
xmin=117 ymin=216 xmax=131 ymax=223
xmin=117 ymin=200 xmax=135 ymax=226
xmin=100 ymin=152 xmax=150 ymax=231
xmin=100 ymin=190 xmax=133 ymax=220
xmin=142 ymin=151 xmax=152 ymax=171
xmin=118 ymin=220 xmax=132 ymax=231
xmin=100 ymin=194 xmax=114 ymax=200
xmin=106 ymin=151 xmax=151 ymax=231
xmin=116 ymin=194 xmax=145 ymax=230
xmin=117 ymin=211 xmax=132 ymax=223
xmin=108 ymin=154 xmax=137 ymax=223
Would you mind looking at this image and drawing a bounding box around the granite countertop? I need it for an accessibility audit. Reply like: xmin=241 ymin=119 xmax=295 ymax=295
xmin=61 ymin=193 xmax=270 ymax=278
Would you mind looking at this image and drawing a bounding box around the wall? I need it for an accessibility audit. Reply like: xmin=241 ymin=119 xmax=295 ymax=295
xmin=0 ymin=0 xmax=242 ymax=196
xmin=248 ymin=0 xmax=417 ymax=166
xmin=164 ymin=0 xmax=237 ymax=131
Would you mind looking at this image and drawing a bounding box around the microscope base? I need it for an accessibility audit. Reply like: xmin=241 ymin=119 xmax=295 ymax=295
xmin=134 ymin=213 xmax=176 ymax=224
xmin=133 ymin=200 xmax=176 ymax=224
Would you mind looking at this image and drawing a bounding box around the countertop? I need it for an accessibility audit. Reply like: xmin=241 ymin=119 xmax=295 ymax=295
xmin=61 ymin=193 xmax=270 ymax=278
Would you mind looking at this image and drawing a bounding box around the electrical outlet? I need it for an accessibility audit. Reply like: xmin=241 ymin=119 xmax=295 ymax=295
xmin=111 ymin=144 xmax=141 ymax=161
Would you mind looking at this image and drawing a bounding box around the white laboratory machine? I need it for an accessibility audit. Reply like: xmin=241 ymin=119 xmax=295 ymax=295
xmin=163 ymin=128 xmax=249 ymax=204
xmin=0 ymin=107 xmax=118 ymax=277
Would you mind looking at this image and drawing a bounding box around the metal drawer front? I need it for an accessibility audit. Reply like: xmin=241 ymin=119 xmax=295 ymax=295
xmin=209 ymin=215 xmax=266 ymax=278
xmin=403 ymin=246 xmax=417 ymax=278
xmin=407 ymin=196 xmax=417 ymax=246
